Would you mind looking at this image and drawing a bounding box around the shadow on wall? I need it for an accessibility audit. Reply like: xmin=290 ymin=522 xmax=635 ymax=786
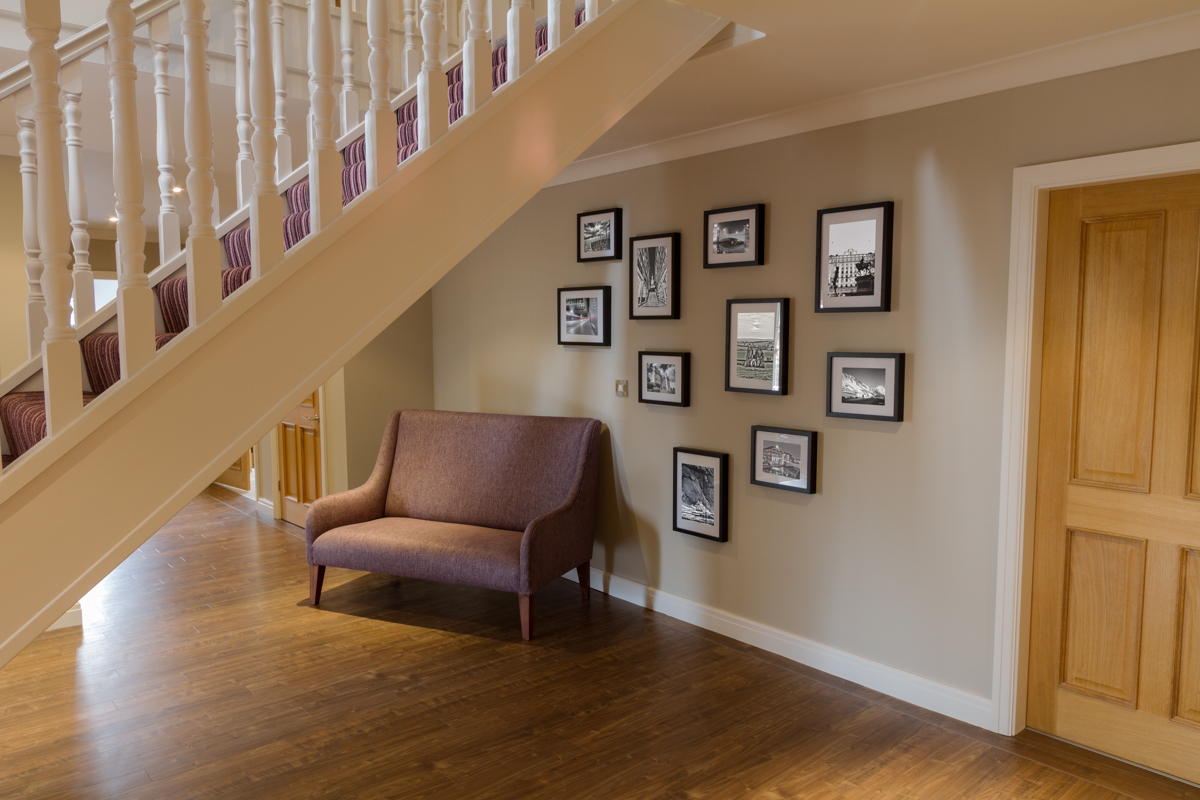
xmin=594 ymin=425 xmax=654 ymax=587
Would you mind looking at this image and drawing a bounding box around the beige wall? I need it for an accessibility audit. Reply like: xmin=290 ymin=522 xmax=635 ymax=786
xmin=432 ymin=50 xmax=1200 ymax=698
xmin=0 ymin=155 xmax=25 ymax=378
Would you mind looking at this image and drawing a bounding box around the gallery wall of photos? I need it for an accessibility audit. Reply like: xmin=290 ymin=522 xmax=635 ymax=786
xmin=561 ymin=201 xmax=905 ymax=543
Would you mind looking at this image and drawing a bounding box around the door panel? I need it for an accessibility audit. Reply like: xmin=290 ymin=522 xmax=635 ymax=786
xmin=1177 ymin=550 xmax=1200 ymax=726
xmin=215 ymin=450 xmax=253 ymax=492
xmin=279 ymin=393 xmax=321 ymax=529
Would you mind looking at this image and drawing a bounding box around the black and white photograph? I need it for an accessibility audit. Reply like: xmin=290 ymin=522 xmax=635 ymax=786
xmin=704 ymin=204 xmax=765 ymax=268
xmin=673 ymin=447 xmax=729 ymax=541
xmin=629 ymin=233 xmax=681 ymax=319
xmin=577 ymin=208 xmax=623 ymax=262
xmin=750 ymin=427 xmax=817 ymax=494
xmin=638 ymin=351 xmax=690 ymax=406
xmin=725 ymin=298 xmax=789 ymax=395
xmin=557 ymin=286 xmax=612 ymax=346
xmin=827 ymin=352 xmax=905 ymax=421
xmin=816 ymin=201 xmax=893 ymax=312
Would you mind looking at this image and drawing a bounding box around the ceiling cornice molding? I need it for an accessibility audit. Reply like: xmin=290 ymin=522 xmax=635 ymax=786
xmin=549 ymin=10 xmax=1200 ymax=187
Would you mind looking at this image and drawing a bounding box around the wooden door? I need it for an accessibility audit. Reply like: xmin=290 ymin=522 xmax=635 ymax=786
xmin=279 ymin=392 xmax=322 ymax=528
xmin=1028 ymin=174 xmax=1200 ymax=782
xmin=215 ymin=450 xmax=253 ymax=491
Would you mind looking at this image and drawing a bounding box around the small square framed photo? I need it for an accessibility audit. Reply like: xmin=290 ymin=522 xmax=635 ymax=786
xmin=704 ymin=204 xmax=765 ymax=268
xmin=629 ymin=233 xmax=680 ymax=319
xmin=827 ymin=352 xmax=905 ymax=421
xmin=638 ymin=351 xmax=690 ymax=406
xmin=557 ymin=286 xmax=611 ymax=347
xmin=750 ymin=427 xmax=816 ymax=494
xmin=577 ymin=208 xmax=622 ymax=262
xmin=673 ymin=447 xmax=729 ymax=542
xmin=725 ymin=298 xmax=789 ymax=395
xmin=816 ymin=201 xmax=893 ymax=312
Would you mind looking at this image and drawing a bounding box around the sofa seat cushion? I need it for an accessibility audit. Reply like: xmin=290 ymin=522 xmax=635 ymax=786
xmin=310 ymin=516 xmax=524 ymax=594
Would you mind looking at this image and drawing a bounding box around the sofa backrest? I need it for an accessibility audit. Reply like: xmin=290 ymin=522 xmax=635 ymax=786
xmin=384 ymin=410 xmax=599 ymax=532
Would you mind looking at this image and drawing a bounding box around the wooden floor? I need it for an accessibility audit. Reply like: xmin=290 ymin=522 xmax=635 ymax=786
xmin=2 ymin=488 xmax=1198 ymax=800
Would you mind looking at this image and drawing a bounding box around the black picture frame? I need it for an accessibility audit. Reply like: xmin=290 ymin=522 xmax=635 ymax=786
xmin=673 ymin=447 xmax=729 ymax=542
xmin=826 ymin=352 xmax=905 ymax=421
xmin=557 ymin=286 xmax=612 ymax=347
xmin=638 ymin=351 xmax=690 ymax=406
xmin=577 ymin=208 xmax=623 ymax=262
xmin=815 ymin=201 xmax=893 ymax=312
xmin=703 ymin=203 xmax=765 ymax=268
xmin=750 ymin=427 xmax=817 ymax=494
xmin=725 ymin=298 xmax=789 ymax=395
xmin=629 ymin=233 xmax=681 ymax=319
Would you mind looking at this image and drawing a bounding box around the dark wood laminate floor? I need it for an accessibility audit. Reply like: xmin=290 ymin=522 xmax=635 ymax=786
xmin=1 ymin=487 xmax=1197 ymax=800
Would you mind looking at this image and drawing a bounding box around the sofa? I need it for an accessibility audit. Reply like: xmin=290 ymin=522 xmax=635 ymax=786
xmin=305 ymin=409 xmax=603 ymax=639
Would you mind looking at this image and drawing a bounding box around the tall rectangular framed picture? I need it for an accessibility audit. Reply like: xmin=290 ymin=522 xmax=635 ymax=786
xmin=638 ymin=351 xmax=690 ymax=407
xmin=827 ymin=352 xmax=905 ymax=421
xmin=673 ymin=447 xmax=728 ymax=542
xmin=816 ymin=201 xmax=893 ymax=312
xmin=725 ymin=298 xmax=789 ymax=395
xmin=629 ymin=233 xmax=680 ymax=319
xmin=577 ymin=208 xmax=622 ymax=262
xmin=704 ymin=204 xmax=765 ymax=268
xmin=750 ymin=427 xmax=816 ymax=494
xmin=557 ymin=286 xmax=611 ymax=347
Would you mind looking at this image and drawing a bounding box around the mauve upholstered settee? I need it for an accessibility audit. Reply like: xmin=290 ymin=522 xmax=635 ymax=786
xmin=305 ymin=409 xmax=603 ymax=639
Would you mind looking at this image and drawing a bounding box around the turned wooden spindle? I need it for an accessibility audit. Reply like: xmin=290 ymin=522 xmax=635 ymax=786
xmin=250 ymin=0 xmax=284 ymax=277
xmin=418 ymin=0 xmax=448 ymax=150
xmin=507 ymin=0 xmax=533 ymax=80
xmin=149 ymin=15 xmax=181 ymax=266
xmin=270 ymin=0 xmax=292 ymax=177
xmin=308 ymin=0 xmax=341 ymax=230
xmin=584 ymin=0 xmax=610 ymax=23
xmin=233 ymin=0 xmax=254 ymax=207
xmin=463 ymin=0 xmax=491 ymax=115
xmin=402 ymin=0 xmax=420 ymax=89
xmin=339 ymin=0 xmax=359 ymax=133
xmin=62 ymin=62 xmax=94 ymax=323
xmin=437 ymin=1 xmax=449 ymax=63
xmin=16 ymin=110 xmax=45 ymax=361
xmin=547 ymin=0 xmax=572 ymax=50
xmin=365 ymin=0 xmax=396 ymax=189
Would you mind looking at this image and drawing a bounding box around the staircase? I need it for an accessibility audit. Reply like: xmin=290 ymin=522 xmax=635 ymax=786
xmin=0 ymin=0 xmax=722 ymax=668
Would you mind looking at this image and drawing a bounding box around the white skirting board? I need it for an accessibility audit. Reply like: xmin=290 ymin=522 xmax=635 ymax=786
xmin=46 ymin=603 xmax=82 ymax=631
xmin=565 ymin=567 xmax=995 ymax=731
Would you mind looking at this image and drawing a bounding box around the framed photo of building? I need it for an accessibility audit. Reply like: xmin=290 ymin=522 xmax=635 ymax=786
xmin=673 ymin=447 xmax=728 ymax=542
xmin=827 ymin=352 xmax=905 ymax=421
xmin=816 ymin=201 xmax=893 ymax=312
xmin=629 ymin=233 xmax=680 ymax=319
xmin=638 ymin=351 xmax=690 ymax=406
xmin=704 ymin=204 xmax=765 ymax=268
xmin=750 ymin=427 xmax=816 ymax=494
xmin=557 ymin=286 xmax=611 ymax=346
xmin=577 ymin=208 xmax=623 ymax=262
xmin=725 ymin=298 xmax=789 ymax=395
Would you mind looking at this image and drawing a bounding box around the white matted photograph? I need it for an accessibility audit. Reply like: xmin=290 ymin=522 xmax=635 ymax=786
xmin=629 ymin=233 xmax=681 ymax=319
xmin=704 ymin=204 xmax=765 ymax=268
xmin=725 ymin=298 xmax=789 ymax=395
xmin=557 ymin=286 xmax=612 ymax=346
xmin=826 ymin=352 xmax=905 ymax=421
xmin=673 ymin=447 xmax=729 ymax=541
xmin=577 ymin=208 xmax=623 ymax=262
xmin=638 ymin=351 xmax=690 ymax=406
xmin=750 ymin=427 xmax=816 ymax=494
xmin=816 ymin=201 xmax=893 ymax=312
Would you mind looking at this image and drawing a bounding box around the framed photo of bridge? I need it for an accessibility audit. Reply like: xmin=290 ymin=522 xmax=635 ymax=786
xmin=816 ymin=201 xmax=893 ymax=312
xmin=704 ymin=204 xmax=765 ymax=268
xmin=725 ymin=298 xmax=789 ymax=395
xmin=629 ymin=233 xmax=681 ymax=319
xmin=638 ymin=351 xmax=690 ymax=406
xmin=673 ymin=447 xmax=729 ymax=542
xmin=750 ymin=427 xmax=816 ymax=494
xmin=578 ymin=208 xmax=623 ymax=262
xmin=827 ymin=352 xmax=905 ymax=421
xmin=558 ymin=286 xmax=612 ymax=346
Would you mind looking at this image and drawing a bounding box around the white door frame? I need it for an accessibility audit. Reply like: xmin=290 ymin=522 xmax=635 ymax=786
xmin=991 ymin=140 xmax=1200 ymax=735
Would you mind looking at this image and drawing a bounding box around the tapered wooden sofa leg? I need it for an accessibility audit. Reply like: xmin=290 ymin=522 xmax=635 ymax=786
xmin=519 ymin=594 xmax=534 ymax=640
xmin=309 ymin=564 xmax=326 ymax=606
xmin=576 ymin=561 xmax=590 ymax=601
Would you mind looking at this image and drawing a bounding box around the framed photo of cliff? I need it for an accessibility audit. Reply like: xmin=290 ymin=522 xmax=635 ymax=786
xmin=750 ymin=427 xmax=816 ymax=494
xmin=558 ymin=286 xmax=611 ymax=346
xmin=827 ymin=352 xmax=905 ymax=421
xmin=704 ymin=204 xmax=765 ymax=268
xmin=638 ymin=351 xmax=689 ymax=406
xmin=629 ymin=233 xmax=681 ymax=319
xmin=725 ymin=298 xmax=789 ymax=395
xmin=578 ymin=208 xmax=622 ymax=262
xmin=816 ymin=201 xmax=893 ymax=312
xmin=673 ymin=447 xmax=728 ymax=542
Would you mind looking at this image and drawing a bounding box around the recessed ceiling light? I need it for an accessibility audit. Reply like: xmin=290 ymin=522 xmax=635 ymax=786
xmin=108 ymin=216 xmax=118 ymax=222
xmin=172 ymin=186 xmax=183 ymax=193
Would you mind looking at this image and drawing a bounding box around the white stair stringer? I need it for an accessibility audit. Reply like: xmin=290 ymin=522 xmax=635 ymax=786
xmin=0 ymin=0 xmax=724 ymax=668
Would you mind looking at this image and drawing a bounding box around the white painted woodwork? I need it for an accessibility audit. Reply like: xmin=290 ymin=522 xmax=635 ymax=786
xmin=339 ymin=0 xmax=359 ymax=133
xmin=181 ymin=0 xmax=222 ymax=326
xmin=402 ymin=0 xmax=420 ymax=89
xmin=270 ymin=0 xmax=292 ymax=177
xmin=233 ymin=0 xmax=254 ymax=207
xmin=149 ymin=16 xmax=181 ymax=267
xmin=21 ymin=0 xmax=83 ymax=435
xmin=365 ymin=0 xmax=396 ymax=189
xmin=585 ymin=0 xmax=609 ymax=22
xmin=16 ymin=113 xmax=45 ymax=361
xmin=308 ymin=0 xmax=341 ymax=231
xmin=547 ymin=0 xmax=571 ymax=51
xmin=250 ymin=0 xmax=284 ymax=277
xmin=417 ymin=0 xmax=447 ymax=150
xmin=463 ymin=0 xmax=491 ymax=114
xmin=61 ymin=62 xmax=93 ymax=324
xmin=507 ymin=0 xmax=533 ymax=80
xmin=437 ymin=1 xmax=449 ymax=63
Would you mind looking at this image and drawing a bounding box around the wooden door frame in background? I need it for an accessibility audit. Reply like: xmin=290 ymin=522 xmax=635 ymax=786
xmin=993 ymin=140 xmax=1200 ymax=736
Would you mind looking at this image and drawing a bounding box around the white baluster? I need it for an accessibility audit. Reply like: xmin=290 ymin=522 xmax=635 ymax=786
xmin=463 ymin=0 xmax=490 ymax=115
xmin=438 ymin=1 xmax=449 ymax=63
xmin=309 ymin=0 xmax=341 ymax=230
xmin=250 ymin=0 xmax=284 ymax=277
xmin=181 ymin=0 xmax=222 ymax=325
xmin=62 ymin=62 xmax=94 ymax=323
xmin=339 ymin=0 xmax=359 ymax=133
xmin=584 ymin=0 xmax=609 ymax=22
xmin=402 ymin=0 xmax=420 ymax=89
xmin=418 ymin=1 xmax=447 ymax=150
xmin=365 ymin=0 xmax=396 ymax=189
xmin=547 ymin=0 xmax=571 ymax=50
xmin=507 ymin=0 xmax=532 ymax=80
xmin=234 ymin=0 xmax=254 ymax=207
xmin=149 ymin=15 xmax=181 ymax=267
xmin=22 ymin=0 xmax=82 ymax=434
xmin=271 ymin=0 xmax=292 ymax=178
xmin=16 ymin=111 xmax=45 ymax=361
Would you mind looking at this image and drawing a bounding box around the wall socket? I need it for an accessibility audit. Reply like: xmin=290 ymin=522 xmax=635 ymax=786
xmin=615 ymin=380 xmax=628 ymax=397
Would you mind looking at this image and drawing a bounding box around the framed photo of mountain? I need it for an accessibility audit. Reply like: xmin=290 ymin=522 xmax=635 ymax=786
xmin=577 ymin=208 xmax=622 ymax=262
xmin=725 ymin=298 xmax=789 ymax=395
xmin=750 ymin=427 xmax=816 ymax=494
xmin=629 ymin=233 xmax=680 ymax=319
xmin=816 ymin=201 xmax=893 ymax=312
xmin=827 ymin=352 xmax=905 ymax=421
xmin=638 ymin=351 xmax=690 ymax=406
xmin=704 ymin=204 xmax=765 ymax=268
xmin=673 ymin=447 xmax=729 ymax=542
xmin=558 ymin=286 xmax=611 ymax=346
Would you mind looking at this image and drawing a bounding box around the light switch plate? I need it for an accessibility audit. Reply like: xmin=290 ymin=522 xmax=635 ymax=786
xmin=616 ymin=380 xmax=628 ymax=397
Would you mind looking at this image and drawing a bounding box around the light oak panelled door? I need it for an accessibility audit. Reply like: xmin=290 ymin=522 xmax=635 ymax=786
xmin=1028 ymin=174 xmax=1200 ymax=783
xmin=215 ymin=450 xmax=253 ymax=491
xmin=279 ymin=392 xmax=322 ymax=528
